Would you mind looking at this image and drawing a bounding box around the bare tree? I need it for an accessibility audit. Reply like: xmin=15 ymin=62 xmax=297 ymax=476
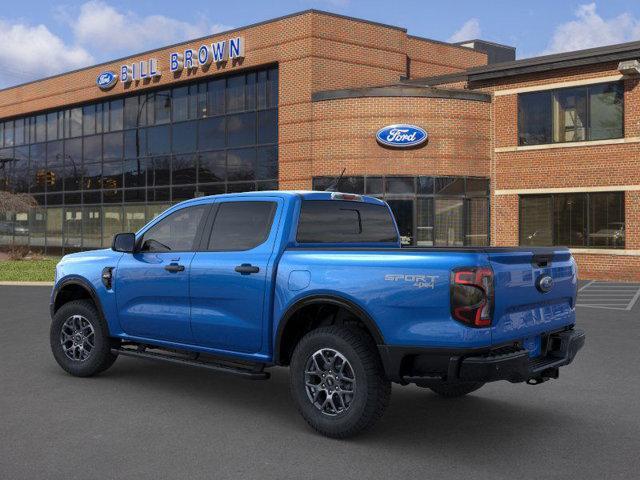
xmin=0 ymin=191 xmax=37 ymax=215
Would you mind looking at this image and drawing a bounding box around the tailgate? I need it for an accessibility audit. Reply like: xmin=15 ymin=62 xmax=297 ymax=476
xmin=488 ymin=248 xmax=577 ymax=356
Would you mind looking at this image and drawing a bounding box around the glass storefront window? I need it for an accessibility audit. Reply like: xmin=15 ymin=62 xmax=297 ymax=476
xmin=83 ymin=207 xmax=101 ymax=248
xmin=416 ymin=198 xmax=434 ymax=246
xmin=589 ymin=193 xmax=625 ymax=248
xmin=64 ymin=207 xmax=83 ymax=249
xmin=199 ymin=117 xmax=225 ymax=150
xmin=435 ymin=199 xmax=464 ymax=247
xmin=386 ymin=177 xmax=414 ymax=194
xmin=147 ymin=125 xmax=171 ymax=155
xmin=0 ymin=67 xmax=278 ymax=254
xmin=520 ymin=192 xmax=624 ymax=248
xmin=124 ymin=205 xmax=147 ymax=232
xmin=227 ymin=112 xmax=256 ymax=147
xmin=172 ymin=86 xmax=189 ymax=122
xmin=110 ymin=99 xmax=124 ymax=132
xmin=519 ymin=82 xmax=623 ymax=145
xmin=172 ymin=154 xmax=197 ymax=185
xmin=466 ymin=197 xmax=489 ymax=246
xmin=207 ymin=79 xmax=225 ymax=116
xmin=227 ymin=148 xmax=256 ymax=181
xmin=365 ymin=177 xmax=383 ymax=195
xmin=312 ymin=175 xmax=490 ymax=247
xmin=29 ymin=207 xmax=46 ymax=248
xmin=172 ymin=121 xmax=197 ymax=153
xmin=102 ymin=206 xmax=123 ymax=247
xmin=46 ymin=207 xmax=63 ymax=248
xmin=226 ymin=75 xmax=245 ymax=113
xmin=154 ymin=91 xmax=171 ymax=124
xmin=12 ymin=212 xmax=29 ymax=246
xmin=198 ymin=151 xmax=226 ymax=184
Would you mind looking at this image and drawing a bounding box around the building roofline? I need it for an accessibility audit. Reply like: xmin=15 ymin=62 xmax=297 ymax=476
xmin=0 ymin=9 xmax=407 ymax=94
xmin=312 ymin=84 xmax=491 ymax=103
xmin=453 ymin=39 xmax=516 ymax=51
xmin=467 ymin=40 xmax=640 ymax=81
xmin=406 ymin=34 xmax=480 ymax=53
xmin=401 ymin=71 xmax=469 ymax=86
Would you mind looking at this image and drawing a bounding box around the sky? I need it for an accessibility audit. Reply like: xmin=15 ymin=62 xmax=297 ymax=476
xmin=2 ymin=0 xmax=640 ymax=88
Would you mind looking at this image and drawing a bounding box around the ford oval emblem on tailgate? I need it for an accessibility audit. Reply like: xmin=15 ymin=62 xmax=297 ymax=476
xmin=536 ymin=275 xmax=554 ymax=293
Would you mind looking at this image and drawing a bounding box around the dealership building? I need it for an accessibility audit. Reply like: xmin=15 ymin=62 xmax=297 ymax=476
xmin=0 ymin=10 xmax=638 ymax=280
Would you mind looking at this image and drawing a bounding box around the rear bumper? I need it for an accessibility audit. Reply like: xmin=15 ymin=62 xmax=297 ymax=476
xmin=378 ymin=328 xmax=585 ymax=385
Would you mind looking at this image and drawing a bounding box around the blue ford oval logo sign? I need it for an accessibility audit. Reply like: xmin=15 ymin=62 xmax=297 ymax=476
xmin=96 ymin=71 xmax=118 ymax=90
xmin=376 ymin=124 xmax=428 ymax=148
xmin=536 ymin=275 xmax=554 ymax=293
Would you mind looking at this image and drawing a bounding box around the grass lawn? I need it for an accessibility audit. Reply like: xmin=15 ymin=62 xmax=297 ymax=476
xmin=0 ymin=258 xmax=60 ymax=282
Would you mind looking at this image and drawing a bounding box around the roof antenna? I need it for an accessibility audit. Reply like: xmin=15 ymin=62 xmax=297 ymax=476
xmin=325 ymin=168 xmax=346 ymax=192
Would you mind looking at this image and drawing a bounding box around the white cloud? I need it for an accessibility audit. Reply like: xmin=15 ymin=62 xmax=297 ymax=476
xmin=448 ymin=18 xmax=481 ymax=43
xmin=542 ymin=3 xmax=640 ymax=54
xmin=0 ymin=20 xmax=93 ymax=88
xmin=70 ymin=1 xmax=232 ymax=55
xmin=0 ymin=1 xmax=234 ymax=88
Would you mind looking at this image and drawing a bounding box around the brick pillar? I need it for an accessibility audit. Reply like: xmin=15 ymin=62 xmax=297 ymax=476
xmin=492 ymin=194 xmax=519 ymax=246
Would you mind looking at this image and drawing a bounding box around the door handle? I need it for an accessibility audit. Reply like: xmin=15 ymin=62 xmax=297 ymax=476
xmin=235 ymin=263 xmax=260 ymax=275
xmin=164 ymin=263 xmax=185 ymax=273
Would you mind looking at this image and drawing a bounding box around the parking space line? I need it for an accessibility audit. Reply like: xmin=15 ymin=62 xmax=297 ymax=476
xmin=576 ymin=281 xmax=640 ymax=311
xmin=626 ymin=287 xmax=640 ymax=311
xmin=578 ymin=280 xmax=595 ymax=292
xmin=576 ymin=305 xmax=629 ymax=310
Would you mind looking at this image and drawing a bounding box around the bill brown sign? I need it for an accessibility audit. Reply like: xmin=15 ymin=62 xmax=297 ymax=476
xmin=97 ymin=36 xmax=245 ymax=89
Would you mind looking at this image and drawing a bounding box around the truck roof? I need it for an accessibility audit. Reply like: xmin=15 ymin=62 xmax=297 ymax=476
xmin=176 ymin=190 xmax=387 ymax=207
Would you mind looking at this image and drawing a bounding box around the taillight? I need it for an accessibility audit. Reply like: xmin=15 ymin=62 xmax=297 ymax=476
xmin=450 ymin=266 xmax=494 ymax=327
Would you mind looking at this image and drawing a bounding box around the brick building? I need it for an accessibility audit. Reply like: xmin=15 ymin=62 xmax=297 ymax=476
xmin=0 ymin=10 xmax=637 ymax=280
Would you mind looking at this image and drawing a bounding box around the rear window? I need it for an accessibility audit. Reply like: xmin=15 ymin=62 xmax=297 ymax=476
xmin=297 ymin=200 xmax=398 ymax=244
xmin=208 ymin=201 xmax=276 ymax=251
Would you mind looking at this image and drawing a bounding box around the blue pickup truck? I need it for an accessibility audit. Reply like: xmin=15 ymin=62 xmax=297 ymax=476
xmin=50 ymin=191 xmax=585 ymax=437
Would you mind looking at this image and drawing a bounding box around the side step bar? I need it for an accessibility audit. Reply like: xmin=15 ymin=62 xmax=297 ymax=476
xmin=111 ymin=346 xmax=270 ymax=380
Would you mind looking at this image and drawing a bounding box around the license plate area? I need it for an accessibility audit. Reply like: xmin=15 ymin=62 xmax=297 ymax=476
xmin=523 ymin=335 xmax=541 ymax=357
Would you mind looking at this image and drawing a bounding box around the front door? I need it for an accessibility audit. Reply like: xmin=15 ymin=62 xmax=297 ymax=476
xmin=190 ymin=198 xmax=281 ymax=353
xmin=115 ymin=204 xmax=209 ymax=343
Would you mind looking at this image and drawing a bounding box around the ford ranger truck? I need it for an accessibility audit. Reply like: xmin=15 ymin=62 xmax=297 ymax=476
xmin=50 ymin=191 xmax=585 ymax=438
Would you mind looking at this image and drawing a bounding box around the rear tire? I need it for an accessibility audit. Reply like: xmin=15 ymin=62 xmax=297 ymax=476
xmin=289 ymin=326 xmax=391 ymax=438
xmin=428 ymin=382 xmax=484 ymax=398
xmin=50 ymin=300 xmax=119 ymax=377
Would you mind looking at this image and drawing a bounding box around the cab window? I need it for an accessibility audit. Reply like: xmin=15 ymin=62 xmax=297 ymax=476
xmin=207 ymin=201 xmax=276 ymax=251
xmin=140 ymin=205 xmax=208 ymax=252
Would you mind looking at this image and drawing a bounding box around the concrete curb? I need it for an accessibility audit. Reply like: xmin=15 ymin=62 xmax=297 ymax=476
xmin=0 ymin=281 xmax=54 ymax=286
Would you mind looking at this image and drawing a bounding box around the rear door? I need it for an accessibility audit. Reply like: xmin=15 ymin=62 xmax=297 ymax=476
xmin=189 ymin=198 xmax=282 ymax=353
xmin=488 ymin=248 xmax=577 ymax=356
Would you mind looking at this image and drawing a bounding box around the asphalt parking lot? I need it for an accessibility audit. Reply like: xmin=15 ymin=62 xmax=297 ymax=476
xmin=1 ymin=285 xmax=639 ymax=480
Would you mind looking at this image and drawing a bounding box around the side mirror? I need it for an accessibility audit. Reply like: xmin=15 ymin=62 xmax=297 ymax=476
xmin=112 ymin=232 xmax=137 ymax=253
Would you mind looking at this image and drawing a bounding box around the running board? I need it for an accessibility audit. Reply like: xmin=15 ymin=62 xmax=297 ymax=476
xmin=111 ymin=346 xmax=270 ymax=380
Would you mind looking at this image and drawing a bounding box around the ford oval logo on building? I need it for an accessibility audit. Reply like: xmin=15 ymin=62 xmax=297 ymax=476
xmin=96 ymin=71 xmax=118 ymax=90
xmin=376 ymin=124 xmax=428 ymax=148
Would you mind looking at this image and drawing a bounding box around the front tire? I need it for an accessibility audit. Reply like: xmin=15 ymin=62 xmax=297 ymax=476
xmin=428 ymin=382 xmax=484 ymax=398
xmin=50 ymin=300 xmax=119 ymax=377
xmin=289 ymin=326 xmax=391 ymax=438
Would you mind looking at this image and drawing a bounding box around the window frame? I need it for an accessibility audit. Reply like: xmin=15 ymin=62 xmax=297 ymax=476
xmin=517 ymin=81 xmax=624 ymax=146
xmin=295 ymin=199 xmax=400 ymax=245
xmin=311 ymin=176 xmax=491 ymax=247
xmin=137 ymin=203 xmax=212 ymax=253
xmin=203 ymin=199 xmax=279 ymax=252
xmin=518 ymin=192 xmax=625 ymax=249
